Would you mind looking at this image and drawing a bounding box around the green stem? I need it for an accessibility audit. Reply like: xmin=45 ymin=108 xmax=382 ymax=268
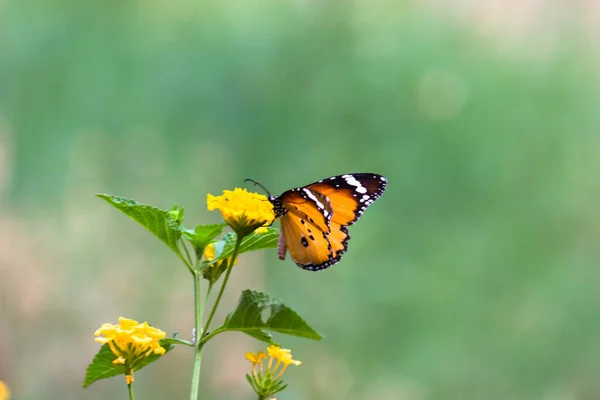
xmin=180 ymin=238 xmax=195 ymax=268
xmin=189 ymin=234 xmax=243 ymax=399
xmin=190 ymin=271 xmax=203 ymax=400
xmin=205 ymin=281 xmax=214 ymax=302
xmin=202 ymin=236 xmax=242 ymax=335
xmin=127 ymin=380 xmax=135 ymax=400
xmin=197 ymin=329 xmax=220 ymax=347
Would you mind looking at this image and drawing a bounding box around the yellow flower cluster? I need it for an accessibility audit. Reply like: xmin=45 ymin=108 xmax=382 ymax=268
xmin=207 ymin=188 xmax=274 ymax=236
xmin=95 ymin=317 xmax=167 ymax=383
xmin=246 ymin=344 xmax=301 ymax=381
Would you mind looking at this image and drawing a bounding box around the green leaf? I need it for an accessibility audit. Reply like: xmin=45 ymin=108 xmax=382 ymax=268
xmin=136 ymin=342 xmax=174 ymax=370
xmin=239 ymin=227 xmax=279 ymax=253
xmin=242 ymin=328 xmax=277 ymax=345
xmin=97 ymin=195 xmax=184 ymax=257
xmin=183 ymin=223 xmax=227 ymax=255
xmin=160 ymin=337 xmax=193 ymax=347
xmin=210 ymin=290 xmax=323 ymax=344
xmin=169 ymin=205 xmax=184 ymax=224
xmin=83 ymin=342 xmax=174 ymax=388
xmin=83 ymin=344 xmax=124 ymax=388
xmin=245 ymin=374 xmax=258 ymax=393
xmin=209 ymin=228 xmax=279 ymax=266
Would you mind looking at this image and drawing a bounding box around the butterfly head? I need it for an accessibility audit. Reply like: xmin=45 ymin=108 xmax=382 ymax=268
xmin=267 ymin=195 xmax=287 ymax=218
xmin=244 ymin=178 xmax=287 ymax=218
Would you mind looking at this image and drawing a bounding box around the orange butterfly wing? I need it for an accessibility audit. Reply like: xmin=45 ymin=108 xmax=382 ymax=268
xmin=307 ymin=173 xmax=387 ymax=260
xmin=279 ymin=212 xmax=334 ymax=268
xmin=276 ymin=189 xmax=337 ymax=270
xmin=307 ymin=173 xmax=387 ymax=226
xmin=272 ymin=173 xmax=387 ymax=271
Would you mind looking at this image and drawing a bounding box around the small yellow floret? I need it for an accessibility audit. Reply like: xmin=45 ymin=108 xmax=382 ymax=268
xmin=279 ymin=352 xmax=302 ymax=366
xmin=245 ymin=351 xmax=267 ymax=364
xmin=267 ymin=345 xmax=290 ymax=359
xmin=113 ymin=356 xmax=126 ymax=365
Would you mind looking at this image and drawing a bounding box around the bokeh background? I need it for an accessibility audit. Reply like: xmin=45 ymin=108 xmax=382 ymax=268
xmin=1 ymin=0 xmax=600 ymax=399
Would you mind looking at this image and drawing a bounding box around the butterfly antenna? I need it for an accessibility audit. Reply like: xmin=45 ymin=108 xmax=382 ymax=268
xmin=244 ymin=178 xmax=272 ymax=197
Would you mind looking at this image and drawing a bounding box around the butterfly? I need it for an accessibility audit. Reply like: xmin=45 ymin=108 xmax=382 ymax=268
xmin=248 ymin=173 xmax=387 ymax=271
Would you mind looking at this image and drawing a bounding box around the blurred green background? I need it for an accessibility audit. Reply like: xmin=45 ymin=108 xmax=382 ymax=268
xmin=1 ymin=0 xmax=600 ymax=399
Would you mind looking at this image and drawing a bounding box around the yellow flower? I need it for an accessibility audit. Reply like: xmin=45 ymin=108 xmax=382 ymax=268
xmin=267 ymin=344 xmax=289 ymax=359
xmin=245 ymin=351 xmax=267 ymax=364
xmin=265 ymin=345 xmax=301 ymax=377
xmin=94 ymin=317 xmax=167 ymax=383
xmin=204 ymin=242 xmax=237 ymax=268
xmin=278 ymin=352 xmax=302 ymax=367
xmin=207 ymin=188 xmax=274 ymax=236
xmin=0 ymin=380 xmax=10 ymax=400
xmin=245 ymin=345 xmax=301 ymax=398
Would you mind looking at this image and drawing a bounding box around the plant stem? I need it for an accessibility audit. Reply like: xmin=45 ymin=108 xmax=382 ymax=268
xmin=127 ymin=381 xmax=135 ymax=400
xmin=202 ymin=236 xmax=242 ymax=335
xmin=190 ymin=235 xmax=243 ymax=399
xmin=190 ymin=270 xmax=203 ymax=400
xmin=197 ymin=329 xmax=219 ymax=347
xmin=181 ymin=238 xmax=195 ymax=268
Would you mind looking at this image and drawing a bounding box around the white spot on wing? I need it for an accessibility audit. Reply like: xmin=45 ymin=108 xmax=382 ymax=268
xmin=302 ymin=188 xmax=326 ymax=211
xmin=343 ymin=175 xmax=362 ymax=187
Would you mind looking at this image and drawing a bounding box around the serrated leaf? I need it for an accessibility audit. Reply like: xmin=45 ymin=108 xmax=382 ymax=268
xmin=210 ymin=290 xmax=323 ymax=344
xmin=169 ymin=205 xmax=184 ymax=224
xmin=97 ymin=195 xmax=184 ymax=257
xmin=209 ymin=228 xmax=279 ymax=266
xmin=183 ymin=223 xmax=227 ymax=253
xmin=83 ymin=344 xmax=124 ymax=388
xmin=83 ymin=342 xmax=174 ymax=388
xmin=239 ymin=228 xmax=279 ymax=253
